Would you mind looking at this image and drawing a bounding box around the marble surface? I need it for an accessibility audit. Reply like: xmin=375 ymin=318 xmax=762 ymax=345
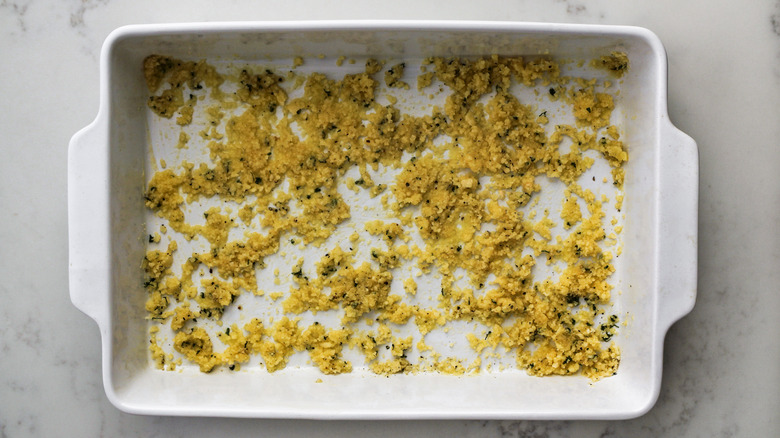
xmin=1 ymin=0 xmax=779 ymax=436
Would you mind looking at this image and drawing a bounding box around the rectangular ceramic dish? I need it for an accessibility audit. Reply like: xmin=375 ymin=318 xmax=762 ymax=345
xmin=68 ymin=21 xmax=698 ymax=419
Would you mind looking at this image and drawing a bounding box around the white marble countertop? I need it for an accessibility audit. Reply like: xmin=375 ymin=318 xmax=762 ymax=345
xmin=1 ymin=0 xmax=778 ymax=436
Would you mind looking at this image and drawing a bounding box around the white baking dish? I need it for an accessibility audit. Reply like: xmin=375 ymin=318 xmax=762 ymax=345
xmin=68 ymin=21 xmax=697 ymax=419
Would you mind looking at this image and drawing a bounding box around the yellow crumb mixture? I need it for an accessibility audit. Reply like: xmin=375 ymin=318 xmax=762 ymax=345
xmin=142 ymin=53 xmax=628 ymax=380
xmin=592 ymin=51 xmax=630 ymax=78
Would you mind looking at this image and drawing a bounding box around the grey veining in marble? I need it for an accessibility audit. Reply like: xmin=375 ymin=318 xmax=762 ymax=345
xmin=1 ymin=0 xmax=779 ymax=437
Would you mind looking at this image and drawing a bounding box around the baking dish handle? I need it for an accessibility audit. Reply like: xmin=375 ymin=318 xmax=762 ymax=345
xmin=68 ymin=118 xmax=111 ymax=330
xmin=656 ymin=120 xmax=698 ymax=331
